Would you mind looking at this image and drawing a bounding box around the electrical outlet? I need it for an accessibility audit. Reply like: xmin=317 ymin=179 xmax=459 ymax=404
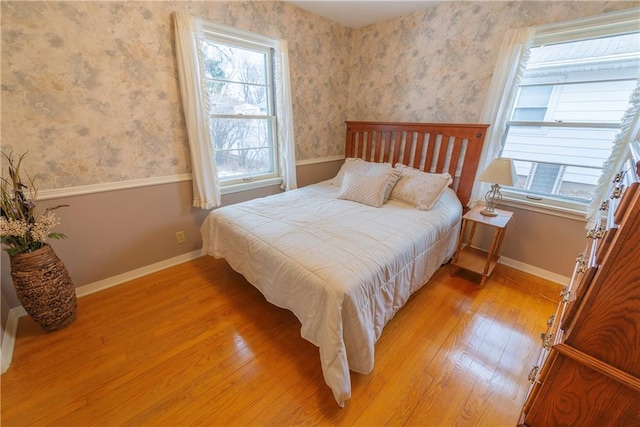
xmin=175 ymin=231 xmax=186 ymax=244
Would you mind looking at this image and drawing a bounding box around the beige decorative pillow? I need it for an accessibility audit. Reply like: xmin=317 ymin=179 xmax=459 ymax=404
xmin=390 ymin=164 xmax=453 ymax=210
xmin=330 ymin=158 xmax=371 ymax=186
xmin=338 ymin=172 xmax=390 ymax=208
xmin=375 ymin=168 xmax=402 ymax=202
xmin=330 ymin=158 xmax=393 ymax=187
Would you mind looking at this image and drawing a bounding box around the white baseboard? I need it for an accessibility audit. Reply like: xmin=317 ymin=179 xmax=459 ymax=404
xmin=1 ymin=306 xmax=24 ymax=374
xmin=75 ymin=250 xmax=202 ymax=298
xmin=500 ymin=256 xmax=570 ymax=287
xmin=1 ymin=250 xmax=202 ymax=374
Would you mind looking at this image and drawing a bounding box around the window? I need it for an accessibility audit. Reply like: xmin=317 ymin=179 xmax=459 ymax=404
xmin=174 ymin=13 xmax=296 ymax=208
xmin=500 ymin=22 xmax=640 ymax=212
xmin=202 ymin=27 xmax=279 ymax=187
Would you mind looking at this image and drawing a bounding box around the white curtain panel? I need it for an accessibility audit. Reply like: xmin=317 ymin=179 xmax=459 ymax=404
xmin=173 ymin=12 xmax=221 ymax=209
xmin=470 ymin=27 xmax=535 ymax=208
xmin=274 ymin=40 xmax=298 ymax=191
xmin=586 ymin=79 xmax=640 ymax=229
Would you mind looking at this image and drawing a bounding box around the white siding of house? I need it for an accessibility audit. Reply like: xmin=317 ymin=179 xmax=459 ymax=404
xmin=503 ymin=72 xmax=636 ymax=186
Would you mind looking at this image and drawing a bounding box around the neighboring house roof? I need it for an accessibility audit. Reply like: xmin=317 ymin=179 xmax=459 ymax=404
xmin=530 ymin=32 xmax=639 ymax=65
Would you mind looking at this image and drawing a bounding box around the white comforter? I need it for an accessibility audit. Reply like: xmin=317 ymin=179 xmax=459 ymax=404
xmin=201 ymin=181 xmax=462 ymax=406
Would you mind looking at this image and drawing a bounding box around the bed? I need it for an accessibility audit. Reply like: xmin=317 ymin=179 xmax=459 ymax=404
xmin=201 ymin=121 xmax=488 ymax=406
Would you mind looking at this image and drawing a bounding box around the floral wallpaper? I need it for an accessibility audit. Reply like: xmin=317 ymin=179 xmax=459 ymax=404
xmin=348 ymin=1 xmax=638 ymax=123
xmin=1 ymin=1 xmax=636 ymax=190
xmin=0 ymin=1 xmax=352 ymax=190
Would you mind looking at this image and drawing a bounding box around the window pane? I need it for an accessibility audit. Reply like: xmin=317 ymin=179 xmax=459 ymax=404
xmin=209 ymin=117 xmax=276 ymax=180
xmin=203 ymin=40 xmax=270 ymax=115
xmin=512 ymin=107 xmax=547 ymax=121
xmin=516 ymin=86 xmax=552 ymax=107
xmin=210 ymin=117 xmax=273 ymax=149
xmin=510 ymin=160 xmax=603 ymax=202
xmin=208 ymin=81 xmax=269 ymax=115
xmin=215 ymin=147 xmax=275 ymax=179
xmin=502 ymin=125 xmax=619 ymax=201
xmin=547 ymin=80 xmax=635 ymax=123
xmin=202 ymin=41 xmax=268 ymax=85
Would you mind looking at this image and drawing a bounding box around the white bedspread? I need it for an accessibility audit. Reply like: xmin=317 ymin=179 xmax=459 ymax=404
xmin=201 ymin=181 xmax=462 ymax=406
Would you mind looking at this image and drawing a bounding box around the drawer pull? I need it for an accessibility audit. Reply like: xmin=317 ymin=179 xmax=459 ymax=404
xmin=586 ymin=228 xmax=604 ymax=239
xmin=542 ymin=333 xmax=555 ymax=349
xmin=613 ymin=170 xmax=625 ymax=183
xmin=600 ymin=200 xmax=609 ymax=211
xmin=546 ymin=314 xmax=555 ymax=327
xmin=611 ymin=185 xmax=624 ymax=199
xmin=561 ymin=288 xmax=573 ymax=303
xmin=528 ymin=365 xmax=540 ymax=383
xmin=574 ymin=254 xmax=588 ymax=273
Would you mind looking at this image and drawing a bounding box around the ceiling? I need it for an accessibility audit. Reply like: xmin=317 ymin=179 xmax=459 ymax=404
xmin=286 ymin=1 xmax=442 ymax=29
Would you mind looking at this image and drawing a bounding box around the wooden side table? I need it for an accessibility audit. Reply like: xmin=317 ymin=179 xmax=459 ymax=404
xmin=451 ymin=207 xmax=513 ymax=286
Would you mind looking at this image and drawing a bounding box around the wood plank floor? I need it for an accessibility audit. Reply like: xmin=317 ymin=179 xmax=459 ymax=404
xmin=1 ymin=256 xmax=559 ymax=426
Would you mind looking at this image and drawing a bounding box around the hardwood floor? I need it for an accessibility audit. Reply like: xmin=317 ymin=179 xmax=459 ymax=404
xmin=1 ymin=256 xmax=560 ymax=426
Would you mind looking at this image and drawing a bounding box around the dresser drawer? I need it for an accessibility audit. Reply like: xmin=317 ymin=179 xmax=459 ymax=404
xmin=560 ymin=265 xmax=597 ymax=334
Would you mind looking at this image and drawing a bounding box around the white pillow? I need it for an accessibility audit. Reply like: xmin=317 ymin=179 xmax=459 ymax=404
xmin=390 ymin=164 xmax=453 ymax=210
xmin=330 ymin=158 xmax=393 ymax=186
xmin=338 ymin=172 xmax=390 ymax=208
xmin=331 ymin=158 xmax=370 ymax=186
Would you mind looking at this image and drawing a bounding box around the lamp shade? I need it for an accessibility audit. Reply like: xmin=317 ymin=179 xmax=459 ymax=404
xmin=479 ymin=157 xmax=517 ymax=186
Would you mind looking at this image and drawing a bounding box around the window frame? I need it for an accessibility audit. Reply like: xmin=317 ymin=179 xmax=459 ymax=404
xmin=201 ymin=22 xmax=281 ymax=190
xmin=498 ymin=9 xmax=640 ymax=215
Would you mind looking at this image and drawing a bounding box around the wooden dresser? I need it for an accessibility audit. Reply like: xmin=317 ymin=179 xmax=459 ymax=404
xmin=518 ymin=157 xmax=640 ymax=425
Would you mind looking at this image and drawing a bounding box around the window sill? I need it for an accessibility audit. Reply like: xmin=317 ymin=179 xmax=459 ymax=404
xmin=499 ymin=195 xmax=587 ymax=222
xmin=219 ymin=177 xmax=283 ymax=195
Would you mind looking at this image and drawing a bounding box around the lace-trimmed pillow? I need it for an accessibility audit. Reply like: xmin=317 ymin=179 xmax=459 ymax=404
xmin=331 ymin=158 xmax=370 ymax=186
xmin=338 ymin=172 xmax=390 ymax=208
xmin=330 ymin=158 xmax=393 ymax=187
xmin=390 ymin=164 xmax=453 ymax=210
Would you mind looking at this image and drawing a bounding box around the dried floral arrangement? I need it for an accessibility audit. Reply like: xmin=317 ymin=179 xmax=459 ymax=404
xmin=0 ymin=152 xmax=67 ymax=257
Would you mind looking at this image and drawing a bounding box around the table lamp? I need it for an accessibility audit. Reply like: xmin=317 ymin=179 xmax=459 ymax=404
xmin=478 ymin=157 xmax=517 ymax=217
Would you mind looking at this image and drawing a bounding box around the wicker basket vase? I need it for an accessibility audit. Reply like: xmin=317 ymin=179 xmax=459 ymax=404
xmin=10 ymin=244 xmax=77 ymax=331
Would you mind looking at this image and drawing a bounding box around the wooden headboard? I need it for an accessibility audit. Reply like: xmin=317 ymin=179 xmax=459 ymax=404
xmin=345 ymin=121 xmax=488 ymax=208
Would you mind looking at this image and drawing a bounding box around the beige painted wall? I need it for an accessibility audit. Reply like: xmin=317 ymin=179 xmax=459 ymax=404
xmin=477 ymin=205 xmax=586 ymax=279
xmin=2 ymin=2 xmax=637 ymax=311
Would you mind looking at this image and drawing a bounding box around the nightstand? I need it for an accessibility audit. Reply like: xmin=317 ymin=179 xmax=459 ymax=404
xmin=451 ymin=207 xmax=513 ymax=286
